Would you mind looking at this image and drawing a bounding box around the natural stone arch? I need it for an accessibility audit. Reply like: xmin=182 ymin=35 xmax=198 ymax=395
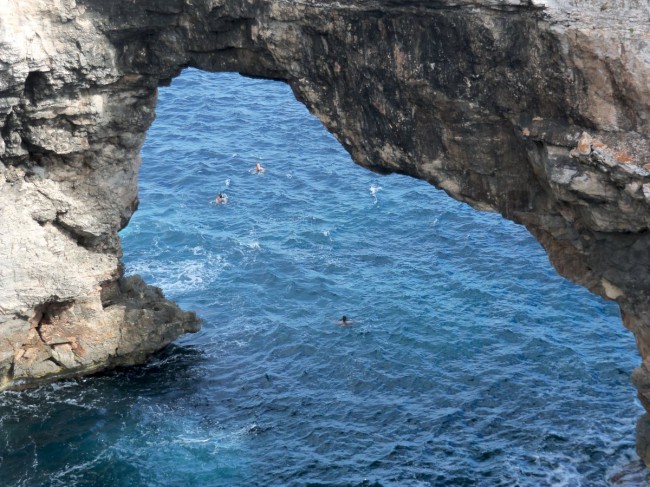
xmin=1 ymin=0 xmax=649 ymax=466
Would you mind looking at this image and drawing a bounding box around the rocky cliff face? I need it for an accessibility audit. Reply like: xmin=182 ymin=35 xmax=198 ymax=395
xmin=1 ymin=0 xmax=649 ymax=466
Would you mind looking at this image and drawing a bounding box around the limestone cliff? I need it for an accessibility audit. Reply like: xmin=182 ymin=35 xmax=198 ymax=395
xmin=1 ymin=0 xmax=650 ymax=466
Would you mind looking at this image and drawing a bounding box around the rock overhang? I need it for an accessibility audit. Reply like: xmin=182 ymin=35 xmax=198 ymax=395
xmin=1 ymin=0 xmax=650 ymax=469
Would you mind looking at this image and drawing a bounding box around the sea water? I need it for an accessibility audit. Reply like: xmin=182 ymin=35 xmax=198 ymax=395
xmin=0 ymin=69 xmax=643 ymax=486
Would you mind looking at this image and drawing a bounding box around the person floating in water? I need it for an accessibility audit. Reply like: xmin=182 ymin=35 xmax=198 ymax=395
xmin=338 ymin=315 xmax=352 ymax=326
xmin=255 ymin=162 xmax=265 ymax=173
xmin=213 ymin=193 xmax=227 ymax=205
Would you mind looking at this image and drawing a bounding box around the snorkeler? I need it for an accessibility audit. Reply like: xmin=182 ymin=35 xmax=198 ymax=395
xmin=213 ymin=193 xmax=227 ymax=205
xmin=255 ymin=162 xmax=265 ymax=173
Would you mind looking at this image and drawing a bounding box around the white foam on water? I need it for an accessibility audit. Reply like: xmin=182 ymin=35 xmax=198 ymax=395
xmin=44 ymin=380 xmax=79 ymax=392
xmin=174 ymin=436 xmax=211 ymax=444
xmin=235 ymin=234 xmax=262 ymax=252
xmin=125 ymin=252 xmax=227 ymax=295
xmin=49 ymin=451 xmax=110 ymax=486
xmin=225 ymin=178 xmax=231 ymax=187
xmin=169 ymin=418 xmax=246 ymax=455
xmin=369 ymin=183 xmax=382 ymax=204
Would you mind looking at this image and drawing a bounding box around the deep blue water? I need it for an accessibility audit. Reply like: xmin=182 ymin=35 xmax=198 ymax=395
xmin=0 ymin=69 xmax=644 ymax=486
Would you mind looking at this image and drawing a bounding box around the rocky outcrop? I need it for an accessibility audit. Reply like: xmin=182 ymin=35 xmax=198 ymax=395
xmin=0 ymin=0 xmax=202 ymax=389
xmin=1 ymin=0 xmax=649 ymax=466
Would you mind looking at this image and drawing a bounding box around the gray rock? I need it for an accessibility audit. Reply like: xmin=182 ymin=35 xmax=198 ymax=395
xmin=0 ymin=0 xmax=649 ymax=468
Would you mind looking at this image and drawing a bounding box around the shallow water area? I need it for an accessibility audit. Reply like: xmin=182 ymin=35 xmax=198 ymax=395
xmin=0 ymin=70 xmax=643 ymax=486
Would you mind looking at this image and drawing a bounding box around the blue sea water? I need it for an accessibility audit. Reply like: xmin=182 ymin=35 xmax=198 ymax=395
xmin=0 ymin=69 xmax=644 ymax=486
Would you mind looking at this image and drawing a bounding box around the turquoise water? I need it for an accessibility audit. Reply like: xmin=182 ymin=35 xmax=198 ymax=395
xmin=0 ymin=69 xmax=643 ymax=486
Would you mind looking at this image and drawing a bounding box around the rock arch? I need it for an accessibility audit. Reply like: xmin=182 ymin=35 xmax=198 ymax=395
xmin=1 ymin=0 xmax=650 ymax=465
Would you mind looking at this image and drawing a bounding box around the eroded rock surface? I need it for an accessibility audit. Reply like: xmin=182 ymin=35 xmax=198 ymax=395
xmin=1 ymin=0 xmax=649 ymax=467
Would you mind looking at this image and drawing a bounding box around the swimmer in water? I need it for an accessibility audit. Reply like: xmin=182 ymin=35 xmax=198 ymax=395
xmin=213 ymin=193 xmax=227 ymax=205
xmin=255 ymin=162 xmax=265 ymax=173
xmin=338 ymin=315 xmax=352 ymax=326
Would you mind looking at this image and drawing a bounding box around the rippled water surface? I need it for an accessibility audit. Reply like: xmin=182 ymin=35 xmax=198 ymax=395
xmin=0 ymin=70 xmax=644 ymax=486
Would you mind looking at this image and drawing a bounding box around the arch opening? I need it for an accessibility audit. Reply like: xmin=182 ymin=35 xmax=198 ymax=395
xmin=116 ymin=69 xmax=639 ymax=484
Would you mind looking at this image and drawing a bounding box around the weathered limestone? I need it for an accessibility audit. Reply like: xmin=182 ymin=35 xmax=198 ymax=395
xmin=0 ymin=0 xmax=200 ymax=390
xmin=1 ymin=0 xmax=649 ymax=467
